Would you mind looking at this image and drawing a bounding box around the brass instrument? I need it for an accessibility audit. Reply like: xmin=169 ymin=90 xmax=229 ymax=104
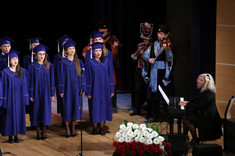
xmin=131 ymin=43 xmax=145 ymax=60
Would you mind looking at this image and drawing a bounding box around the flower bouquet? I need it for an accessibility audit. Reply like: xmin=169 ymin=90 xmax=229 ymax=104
xmin=113 ymin=120 xmax=172 ymax=156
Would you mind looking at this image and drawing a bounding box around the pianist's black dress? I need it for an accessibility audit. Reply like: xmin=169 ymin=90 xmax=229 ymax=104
xmin=186 ymin=89 xmax=222 ymax=141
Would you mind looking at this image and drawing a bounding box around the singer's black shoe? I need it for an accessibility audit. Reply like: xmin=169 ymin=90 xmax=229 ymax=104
xmin=92 ymin=129 xmax=97 ymax=135
xmin=99 ymin=130 xmax=106 ymax=136
xmin=14 ymin=136 xmax=21 ymax=143
xmin=8 ymin=136 xmax=14 ymax=144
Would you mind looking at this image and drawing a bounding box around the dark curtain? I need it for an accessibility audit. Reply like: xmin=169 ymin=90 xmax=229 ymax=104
xmin=1 ymin=0 xmax=216 ymax=95
xmin=190 ymin=0 xmax=217 ymax=98
xmin=1 ymin=0 xmax=166 ymax=91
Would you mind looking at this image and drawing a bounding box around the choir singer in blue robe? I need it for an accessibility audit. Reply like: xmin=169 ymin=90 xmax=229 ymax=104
xmin=57 ymin=40 xmax=86 ymax=137
xmin=28 ymin=44 xmax=55 ymax=140
xmin=0 ymin=50 xmax=29 ymax=143
xmin=86 ymin=42 xmax=114 ymax=135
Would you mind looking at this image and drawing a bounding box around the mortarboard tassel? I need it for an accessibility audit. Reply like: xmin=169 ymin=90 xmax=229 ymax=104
xmin=90 ymin=38 xmax=93 ymax=59
xmin=57 ymin=42 xmax=60 ymax=53
xmin=31 ymin=50 xmax=34 ymax=63
xmin=62 ymin=48 xmax=65 ymax=58
xmin=8 ymin=54 xmax=10 ymax=67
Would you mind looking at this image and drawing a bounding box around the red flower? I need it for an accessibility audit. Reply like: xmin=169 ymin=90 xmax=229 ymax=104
xmin=167 ymin=149 xmax=172 ymax=155
xmin=131 ymin=144 xmax=137 ymax=150
xmin=113 ymin=141 xmax=118 ymax=147
xmin=141 ymin=143 xmax=146 ymax=149
xmin=153 ymin=147 xmax=159 ymax=153
xmin=148 ymin=144 xmax=154 ymax=150
xmin=121 ymin=150 xmax=127 ymax=156
xmin=159 ymin=149 xmax=164 ymax=153
xmin=131 ymin=150 xmax=137 ymax=156
xmin=138 ymin=150 xmax=144 ymax=156
xmin=145 ymin=148 xmax=150 ymax=154
xmin=162 ymin=141 xmax=167 ymax=146
xmin=115 ymin=147 xmax=121 ymax=153
xmin=127 ymin=145 xmax=131 ymax=152
xmin=166 ymin=142 xmax=171 ymax=148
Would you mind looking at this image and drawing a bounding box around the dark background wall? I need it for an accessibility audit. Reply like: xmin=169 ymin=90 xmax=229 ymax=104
xmin=1 ymin=0 xmax=216 ymax=100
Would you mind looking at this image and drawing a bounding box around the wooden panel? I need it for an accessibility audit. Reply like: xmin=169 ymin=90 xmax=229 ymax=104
xmin=217 ymin=0 xmax=235 ymax=25
xmin=217 ymin=101 xmax=235 ymax=119
xmin=216 ymin=65 xmax=235 ymax=102
xmin=216 ymin=101 xmax=227 ymax=118
xmin=216 ymin=26 xmax=235 ymax=64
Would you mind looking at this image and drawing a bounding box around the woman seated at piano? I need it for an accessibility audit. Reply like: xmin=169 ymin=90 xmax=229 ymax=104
xmin=178 ymin=73 xmax=222 ymax=145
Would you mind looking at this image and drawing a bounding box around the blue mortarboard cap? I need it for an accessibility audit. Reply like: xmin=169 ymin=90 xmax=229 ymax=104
xmin=33 ymin=44 xmax=49 ymax=53
xmin=29 ymin=37 xmax=41 ymax=44
xmin=0 ymin=36 xmax=14 ymax=46
xmin=9 ymin=49 xmax=20 ymax=59
xmin=63 ymin=40 xmax=77 ymax=51
xmin=57 ymin=34 xmax=72 ymax=45
xmin=92 ymin=42 xmax=103 ymax=51
xmin=91 ymin=31 xmax=104 ymax=39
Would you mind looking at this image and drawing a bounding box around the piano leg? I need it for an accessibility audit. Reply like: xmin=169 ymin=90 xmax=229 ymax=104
xmin=169 ymin=117 xmax=174 ymax=134
xmin=177 ymin=118 xmax=182 ymax=134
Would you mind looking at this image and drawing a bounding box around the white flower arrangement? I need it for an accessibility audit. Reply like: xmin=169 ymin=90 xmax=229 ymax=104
xmin=115 ymin=121 xmax=164 ymax=147
xmin=113 ymin=120 xmax=172 ymax=156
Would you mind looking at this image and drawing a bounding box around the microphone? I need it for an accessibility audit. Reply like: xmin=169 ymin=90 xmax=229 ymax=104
xmin=81 ymin=68 xmax=85 ymax=75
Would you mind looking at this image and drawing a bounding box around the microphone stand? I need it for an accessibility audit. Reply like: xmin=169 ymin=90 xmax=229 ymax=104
xmin=78 ymin=69 xmax=85 ymax=156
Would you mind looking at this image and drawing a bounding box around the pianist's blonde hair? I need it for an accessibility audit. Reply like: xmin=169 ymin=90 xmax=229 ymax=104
xmin=198 ymin=73 xmax=216 ymax=93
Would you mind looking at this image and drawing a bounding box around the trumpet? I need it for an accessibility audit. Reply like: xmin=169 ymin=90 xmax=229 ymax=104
xmin=131 ymin=45 xmax=144 ymax=60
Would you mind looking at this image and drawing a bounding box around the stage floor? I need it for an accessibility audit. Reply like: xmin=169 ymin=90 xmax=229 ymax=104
xmin=0 ymin=93 xmax=230 ymax=156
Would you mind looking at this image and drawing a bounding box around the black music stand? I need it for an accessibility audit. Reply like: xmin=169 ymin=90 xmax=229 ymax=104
xmin=78 ymin=68 xmax=85 ymax=156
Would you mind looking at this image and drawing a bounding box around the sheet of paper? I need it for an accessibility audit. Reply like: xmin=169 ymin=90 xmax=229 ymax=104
xmin=180 ymin=97 xmax=185 ymax=110
xmin=158 ymin=85 xmax=170 ymax=105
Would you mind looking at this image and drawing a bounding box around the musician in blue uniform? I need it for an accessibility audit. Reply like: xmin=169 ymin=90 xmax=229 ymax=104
xmin=86 ymin=42 xmax=114 ymax=135
xmin=28 ymin=44 xmax=55 ymax=140
xmin=0 ymin=50 xmax=29 ymax=143
xmin=57 ymin=40 xmax=86 ymax=137
xmin=142 ymin=24 xmax=175 ymax=122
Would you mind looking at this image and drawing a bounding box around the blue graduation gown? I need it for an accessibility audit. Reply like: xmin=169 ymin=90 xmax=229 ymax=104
xmin=23 ymin=52 xmax=50 ymax=70
xmin=22 ymin=52 xmax=36 ymax=70
xmin=57 ymin=58 xmax=86 ymax=122
xmin=0 ymin=52 xmax=8 ymax=71
xmin=28 ymin=62 xmax=55 ymax=126
xmin=86 ymin=58 xmax=114 ymax=123
xmin=0 ymin=67 xmax=29 ymax=136
xmin=85 ymin=49 xmax=113 ymax=68
xmin=53 ymin=52 xmax=63 ymax=114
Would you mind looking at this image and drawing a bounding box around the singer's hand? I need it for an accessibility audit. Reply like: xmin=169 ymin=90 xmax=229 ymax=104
xmin=87 ymin=95 xmax=92 ymax=99
xmin=30 ymin=98 xmax=34 ymax=102
xmin=110 ymin=93 xmax=114 ymax=98
xmin=60 ymin=93 xmax=64 ymax=98
xmin=51 ymin=96 xmax=54 ymax=101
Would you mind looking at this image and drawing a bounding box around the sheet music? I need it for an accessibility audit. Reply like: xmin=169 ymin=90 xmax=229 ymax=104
xmin=158 ymin=85 xmax=170 ymax=105
xmin=180 ymin=97 xmax=185 ymax=110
